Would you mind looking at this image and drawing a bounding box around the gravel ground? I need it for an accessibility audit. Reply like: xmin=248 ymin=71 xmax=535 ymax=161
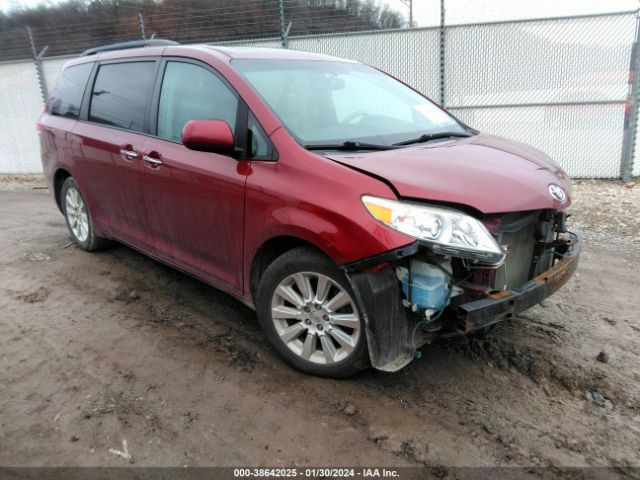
xmin=570 ymin=179 xmax=640 ymax=250
xmin=0 ymin=175 xmax=638 ymax=477
xmin=0 ymin=175 xmax=47 ymax=190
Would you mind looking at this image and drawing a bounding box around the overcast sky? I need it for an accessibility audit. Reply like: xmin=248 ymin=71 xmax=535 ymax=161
xmin=2 ymin=0 xmax=639 ymax=25
xmin=384 ymin=0 xmax=639 ymax=26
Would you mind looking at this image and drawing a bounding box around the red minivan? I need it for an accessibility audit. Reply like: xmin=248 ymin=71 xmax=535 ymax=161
xmin=39 ymin=40 xmax=580 ymax=377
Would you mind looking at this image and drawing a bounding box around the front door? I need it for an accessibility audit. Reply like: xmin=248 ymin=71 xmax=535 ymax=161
xmin=140 ymin=60 xmax=247 ymax=293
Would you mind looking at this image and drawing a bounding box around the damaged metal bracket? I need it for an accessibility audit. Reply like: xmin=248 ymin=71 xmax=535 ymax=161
xmin=342 ymin=242 xmax=419 ymax=273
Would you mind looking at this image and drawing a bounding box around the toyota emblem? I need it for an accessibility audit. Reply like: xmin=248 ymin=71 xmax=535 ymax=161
xmin=548 ymin=184 xmax=567 ymax=203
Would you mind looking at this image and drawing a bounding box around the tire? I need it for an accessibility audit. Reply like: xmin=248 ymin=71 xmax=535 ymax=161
xmin=256 ymin=247 xmax=370 ymax=378
xmin=60 ymin=177 xmax=110 ymax=252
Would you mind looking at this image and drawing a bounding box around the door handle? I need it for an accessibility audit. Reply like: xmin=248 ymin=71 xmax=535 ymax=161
xmin=120 ymin=148 xmax=138 ymax=159
xmin=143 ymin=155 xmax=163 ymax=166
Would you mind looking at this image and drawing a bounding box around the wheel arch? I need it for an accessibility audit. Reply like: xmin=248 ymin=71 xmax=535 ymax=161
xmin=249 ymin=235 xmax=331 ymax=306
xmin=53 ymin=168 xmax=72 ymax=212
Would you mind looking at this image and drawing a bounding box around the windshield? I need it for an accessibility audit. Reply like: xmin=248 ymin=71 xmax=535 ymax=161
xmin=232 ymin=59 xmax=467 ymax=147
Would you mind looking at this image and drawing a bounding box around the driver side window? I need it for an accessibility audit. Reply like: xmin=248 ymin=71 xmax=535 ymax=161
xmin=157 ymin=61 xmax=238 ymax=142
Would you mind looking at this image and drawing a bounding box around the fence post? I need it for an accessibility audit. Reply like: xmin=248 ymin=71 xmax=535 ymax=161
xmin=620 ymin=14 xmax=640 ymax=181
xmin=138 ymin=13 xmax=146 ymax=40
xmin=27 ymin=26 xmax=49 ymax=104
xmin=279 ymin=0 xmax=288 ymax=48
xmin=439 ymin=0 xmax=445 ymax=106
xmin=409 ymin=0 xmax=413 ymax=28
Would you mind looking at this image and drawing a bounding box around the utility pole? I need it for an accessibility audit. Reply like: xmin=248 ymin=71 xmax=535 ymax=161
xmin=398 ymin=0 xmax=413 ymax=27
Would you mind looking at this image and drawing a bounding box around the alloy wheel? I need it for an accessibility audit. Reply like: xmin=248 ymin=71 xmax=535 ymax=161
xmin=65 ymin=187 xmax=89 ymax=243
xmin=270 ymin=272 xmax=361 ymax=365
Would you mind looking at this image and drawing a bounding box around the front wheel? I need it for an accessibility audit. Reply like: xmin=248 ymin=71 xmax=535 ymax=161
xmin=61 ymin=177 xmax=110 ymax=251
xmin=256 ymin=247 xmax=370 ymax=378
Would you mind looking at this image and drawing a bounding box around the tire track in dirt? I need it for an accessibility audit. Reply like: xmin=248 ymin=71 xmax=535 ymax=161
xmin=1 ymin=187 xmax=639 ymax=474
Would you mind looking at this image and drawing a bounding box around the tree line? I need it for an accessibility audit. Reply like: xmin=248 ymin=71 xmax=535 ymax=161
xmin=0 ymin=0 xmax=404 ymax=60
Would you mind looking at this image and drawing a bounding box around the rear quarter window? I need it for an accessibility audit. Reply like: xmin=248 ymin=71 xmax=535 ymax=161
xmin=48 ymin=62 xmax=93 ymax=119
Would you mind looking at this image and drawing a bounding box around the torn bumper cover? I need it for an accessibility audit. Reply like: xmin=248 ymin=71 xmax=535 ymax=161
xmin=347 ymin=266 xmax=416 ymax=372
xmin=457 ymin=231 xmax=582 ymax=333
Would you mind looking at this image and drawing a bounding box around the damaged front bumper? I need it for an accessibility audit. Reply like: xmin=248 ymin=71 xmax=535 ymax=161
xmin=458 ymin=231 xmax=582 ymax=333
xmin=344 ymin=231 xmax=582 ymax=372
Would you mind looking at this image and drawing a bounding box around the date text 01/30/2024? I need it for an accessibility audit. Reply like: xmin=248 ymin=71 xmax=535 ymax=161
xmin=233 ymin=468 xmax=400 ymax=477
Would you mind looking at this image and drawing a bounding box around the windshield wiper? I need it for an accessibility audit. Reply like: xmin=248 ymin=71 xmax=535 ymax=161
xmin=304 ymin=141 xmax=397 ymax=151
xmin=393 ymin=131 xmax=474 ymax=146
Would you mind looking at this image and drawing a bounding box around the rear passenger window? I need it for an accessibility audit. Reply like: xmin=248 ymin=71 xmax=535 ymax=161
xmin=157 ymin=61 xmax=238 ymax=143
xmin=89 ymin=62 xmax=155 ymax=133
xmin=49 ymin=62 xmax=93 ymax=119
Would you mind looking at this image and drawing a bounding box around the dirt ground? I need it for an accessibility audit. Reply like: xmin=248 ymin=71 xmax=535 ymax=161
xmin=0 ymin=176 xmax=639 ymax=476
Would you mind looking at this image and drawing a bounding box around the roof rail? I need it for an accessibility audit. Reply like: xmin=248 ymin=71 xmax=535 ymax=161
xmin=81 ymin=39 xmax=179 ymax=56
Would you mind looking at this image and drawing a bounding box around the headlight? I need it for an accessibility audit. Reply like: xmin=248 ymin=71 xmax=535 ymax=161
xmin=362 ymin=195 xmax=504 ymax=265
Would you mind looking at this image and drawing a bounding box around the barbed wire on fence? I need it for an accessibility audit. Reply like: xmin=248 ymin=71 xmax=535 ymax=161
xmin=0 ymin=0 xmax=407 ymax=61
xmin=0 ymin=3 xmax=637 ymax=178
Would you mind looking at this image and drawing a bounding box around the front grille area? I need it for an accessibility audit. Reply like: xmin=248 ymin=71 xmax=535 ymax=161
xmin=491 ymin=210 xmax=556 ymax=291
xmin=453 ymin=210 xmax=561 ymax=305
xmin=495 ymin=222 xmax=536 ymax=290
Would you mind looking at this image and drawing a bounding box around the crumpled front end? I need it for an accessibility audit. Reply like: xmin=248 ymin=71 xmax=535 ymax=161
xmin=343 ymin=209 xmax=581 ymax=372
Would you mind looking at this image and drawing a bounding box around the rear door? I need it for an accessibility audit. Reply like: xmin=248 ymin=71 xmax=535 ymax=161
xmin=73 ymin=59 xmax=158 ymax=250
xmin=139 ymin=59 xmax=248 ymax=293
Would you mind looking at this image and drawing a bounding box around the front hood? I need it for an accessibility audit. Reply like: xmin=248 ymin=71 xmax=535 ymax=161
xmin=324 ymin=134 xmax=571 ymax=214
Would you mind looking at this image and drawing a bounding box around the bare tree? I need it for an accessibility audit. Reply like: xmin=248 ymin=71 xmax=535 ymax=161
xmin=0 ymin=0 xmax=404 ymax=60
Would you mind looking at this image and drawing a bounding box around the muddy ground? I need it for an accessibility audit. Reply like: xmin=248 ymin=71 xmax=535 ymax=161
xmin=0 ymin=177 xmax=639 ymax=476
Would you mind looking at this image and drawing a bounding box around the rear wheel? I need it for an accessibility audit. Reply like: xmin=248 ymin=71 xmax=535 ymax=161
xmin=61 ymin=177 xmax=110 ymax=251
xmin=256 ymin=247 xmax=370 ymax=378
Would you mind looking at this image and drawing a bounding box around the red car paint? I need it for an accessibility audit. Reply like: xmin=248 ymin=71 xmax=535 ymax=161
xmin=39 ymin=45 xmax=570 ymax=308
xmin=182 ymin=119 xmax=234 ymax=151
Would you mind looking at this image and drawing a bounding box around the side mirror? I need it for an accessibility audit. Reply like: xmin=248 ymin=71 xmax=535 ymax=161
xmin=182 ymin=119 xmax=234 ymax=154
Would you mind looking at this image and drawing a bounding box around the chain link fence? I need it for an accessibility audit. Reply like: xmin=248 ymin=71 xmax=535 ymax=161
xmin=445 ymin=12 xmax=637 ymax=178
xmin=289 ymin=28 xmax=440 ymax=97
xmin=0 ymin=9 xmax=638 ymax=178
xmin=0 ymin=59 xmax=43 ymax=173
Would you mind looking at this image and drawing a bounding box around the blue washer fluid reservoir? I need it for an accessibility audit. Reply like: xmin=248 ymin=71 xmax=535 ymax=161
xmin=396 ymin=259 xmax=451 ymax=312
